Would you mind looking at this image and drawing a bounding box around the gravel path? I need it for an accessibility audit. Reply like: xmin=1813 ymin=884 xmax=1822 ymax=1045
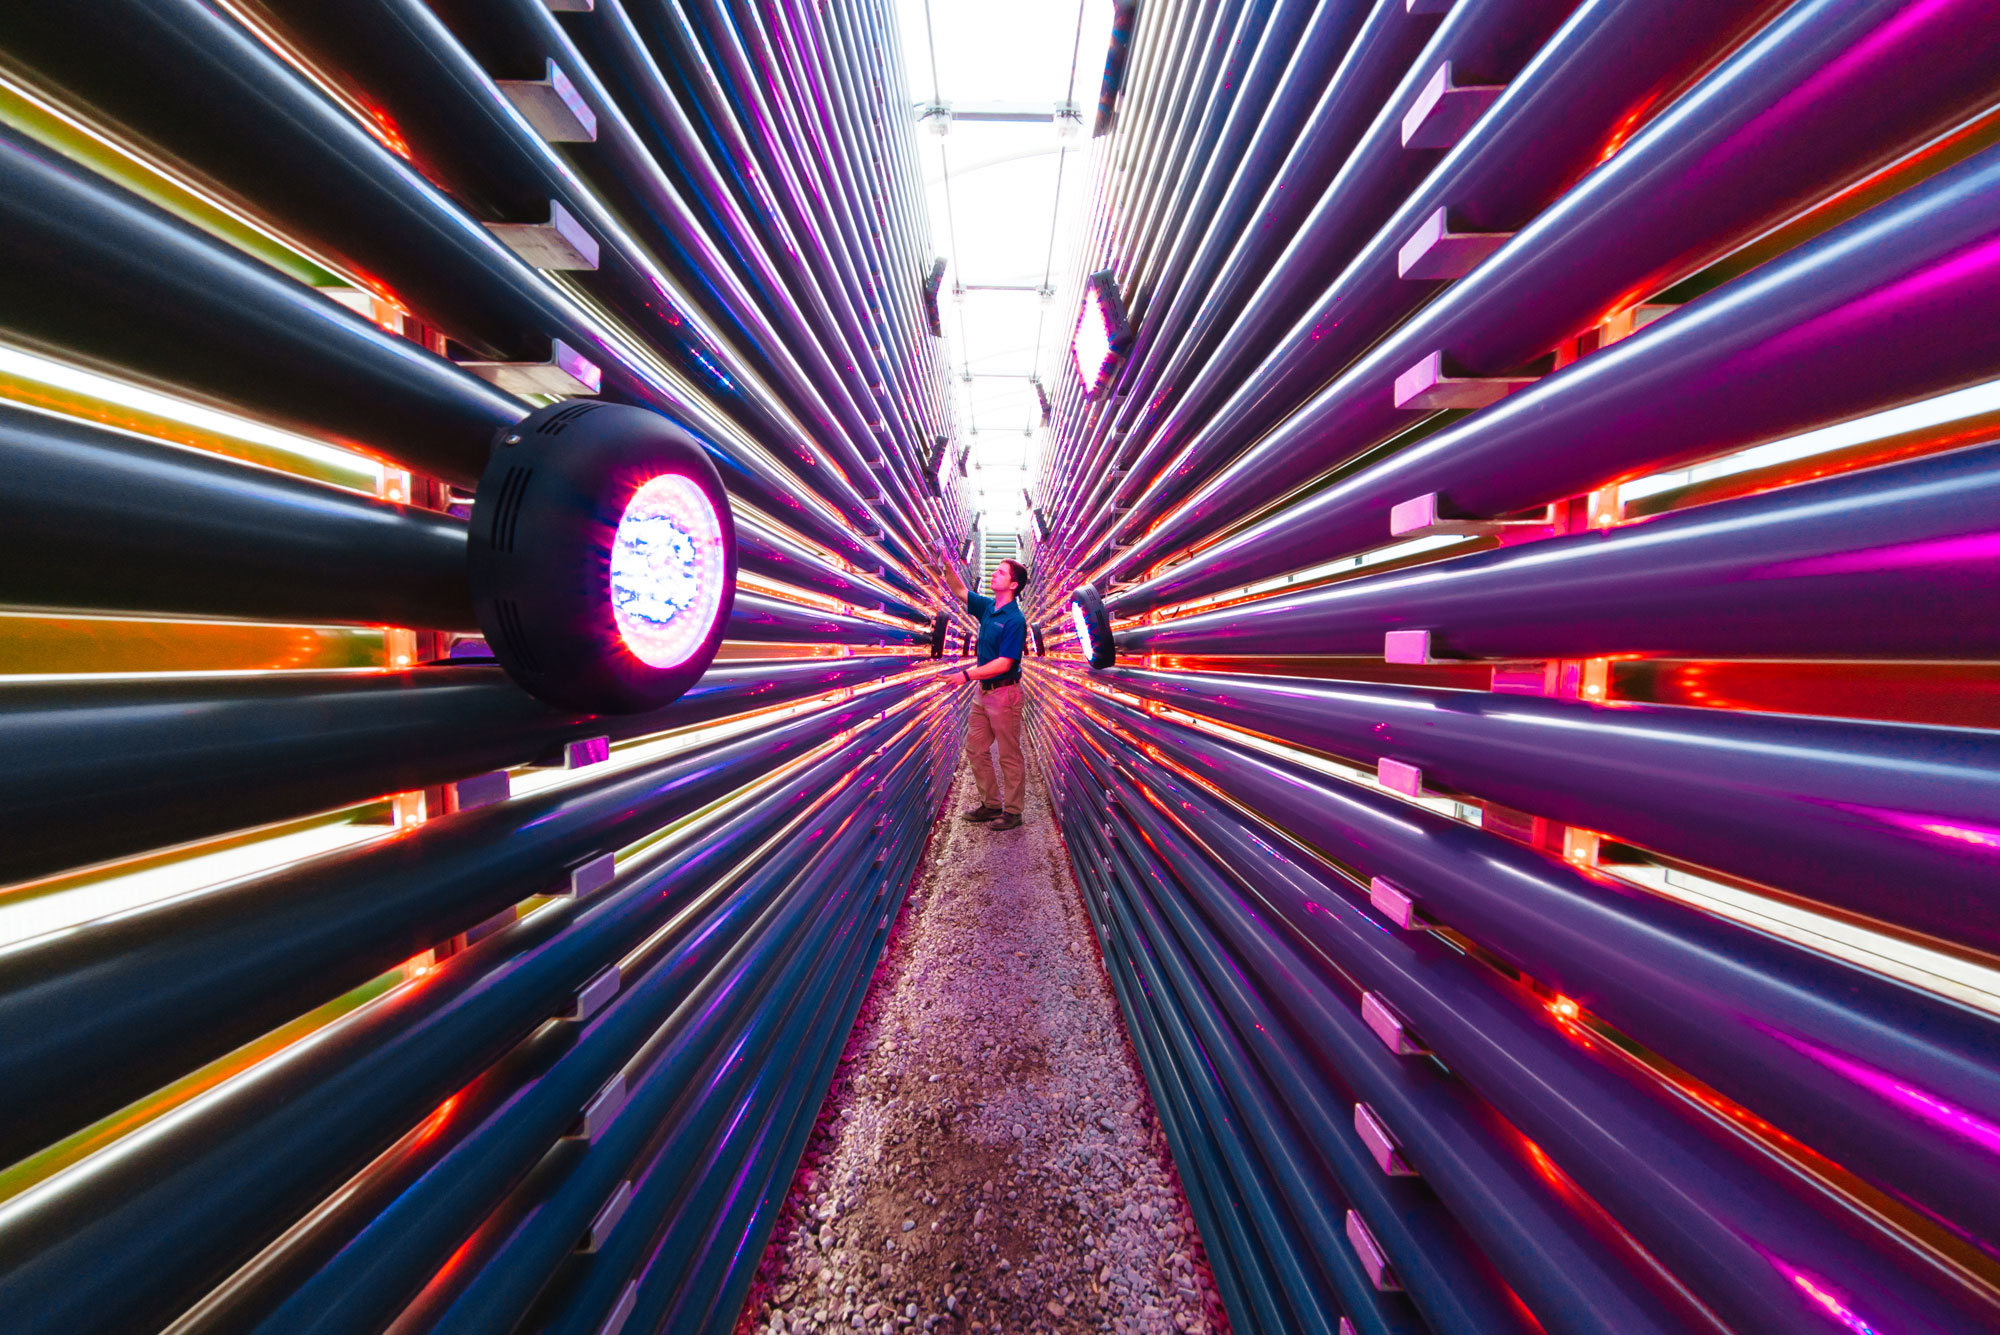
xmin=735 ymin=763 xmax=1226 ymax=1335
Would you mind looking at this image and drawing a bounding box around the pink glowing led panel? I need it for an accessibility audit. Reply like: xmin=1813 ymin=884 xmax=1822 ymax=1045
xmin=610 ymin=472 xmax=727 ymax=669
xmin=1072 ymin=282 xmax=1118 ymax=394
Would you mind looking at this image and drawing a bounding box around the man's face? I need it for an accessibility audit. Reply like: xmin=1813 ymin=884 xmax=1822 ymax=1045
xmin=990 ymin=563 xmax=1017 ymax=596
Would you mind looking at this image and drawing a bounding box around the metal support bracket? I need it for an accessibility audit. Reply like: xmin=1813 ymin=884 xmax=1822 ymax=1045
xmin=1389 ymin=490 xmax=1551 ymax=537
xmin=485 ymin=200 xmax=600 ymax=271
xmin=1393 ymin=351 xmax=1536 ymax=410
xmin=458 ymin=338 xmax=602 ymax=397
xmin=1402 ymin=62 xmax=1505 ymax=150
xmin=496 ymin=60 xmax=597 ymax=143
xmin=1398 ymin=207 xmax=1511 ymax=280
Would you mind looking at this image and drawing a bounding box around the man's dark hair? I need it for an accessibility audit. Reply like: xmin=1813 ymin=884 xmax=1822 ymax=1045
xmin=1001 ymin=558 xmax=1030 ymax=591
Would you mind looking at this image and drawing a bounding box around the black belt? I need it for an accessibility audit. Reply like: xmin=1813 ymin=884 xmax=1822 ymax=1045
xmin=980 ymin=675 xmax=1019 ymax=692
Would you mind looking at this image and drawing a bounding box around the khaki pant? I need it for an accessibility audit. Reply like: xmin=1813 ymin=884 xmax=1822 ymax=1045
xmin=965 ymin=681 xmax=1025 ymax=814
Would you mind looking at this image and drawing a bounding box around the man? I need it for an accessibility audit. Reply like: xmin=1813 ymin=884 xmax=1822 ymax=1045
xmin=936 ymin=554 xmax=1029 ymax=830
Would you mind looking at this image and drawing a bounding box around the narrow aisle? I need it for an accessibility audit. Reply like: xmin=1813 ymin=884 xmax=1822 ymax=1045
xmin=737 ymin=766 xmax=1226 ymax=1335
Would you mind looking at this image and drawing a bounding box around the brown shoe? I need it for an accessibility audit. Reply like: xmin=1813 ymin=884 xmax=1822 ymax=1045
xmin=962 ymin=804 xmax=1002 ymax=822
xmin=990 ymin=812 xmax=1023 ymax=831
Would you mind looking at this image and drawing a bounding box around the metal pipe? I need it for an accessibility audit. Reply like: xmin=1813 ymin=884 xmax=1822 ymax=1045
xmin=1054 ymin=792 xmax=1305 ymax=1335
xmin=1113 ymin=0 xmax=1794 ymax=538
xmin=1092 ymin=825 xmax=1367 ymax=1335
xmin=0 ymin=123 xmax=519 ymax=487
xmin=237 ymin=721 xmax=936 ymax=1335
xmin=1049 ymin=0 xmax=1364 ymax=524
xmin=0 ymin=676 xmax=930 ymax=1164
xmin=1093 ymin=766 xmax=1540 ymax=1334
xmin=728 ymin=591 xmax=926 ymax=646
xmin=1104 ymin=661 xmax=2000 ymax=956
xmin=1087 ymin=679 xmax=2000 ymax=1243
xmin=0 ymin=399 xmax=916 ymax=632
xmin=1041 ymin=708 xmax=1718 ymax=1335
xmin=1082 ymin=0 xmax=1582 ymax=556
xmin=408 ymin=736 xmax=938 ymax=1335
xmin=1113 ymin=59 xmax=2000 ymax=605
xmin=249 ymin=0 xmax=907 ymax=552
xmin=1060 ymin=694 xmax=2000 ymax=1333
xmin=0 ymin=706 xmax=937 ymax=1335
xmin=0 ymin=657 xmax=918 ymax=885
xmin=425 ymin=0 xmax=932 ymax=545
xmin=525 ymin=718 xmax=948 ymax=1335
xmin=1120 ymin=438 xmax=2000 ymax=666
xmin=0 ymin=402 xmax=471 ymax=629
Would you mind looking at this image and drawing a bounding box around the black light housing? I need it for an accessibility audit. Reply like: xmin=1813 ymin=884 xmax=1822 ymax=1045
xmin=469 ymin=401 xmax=734 ymax=713
xmin=929 ymin=612 xmax=948 ymax=658
xmin=1070 ymin=585 xmax=1115 ymax=670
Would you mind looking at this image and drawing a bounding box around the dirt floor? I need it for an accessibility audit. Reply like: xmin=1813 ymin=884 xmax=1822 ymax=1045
xmin=734 ymin=764 xmax=1226 ymax=1335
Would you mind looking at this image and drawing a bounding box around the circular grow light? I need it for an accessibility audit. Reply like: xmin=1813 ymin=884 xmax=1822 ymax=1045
xmin=469 ymin=401 xmax=734 ymax=714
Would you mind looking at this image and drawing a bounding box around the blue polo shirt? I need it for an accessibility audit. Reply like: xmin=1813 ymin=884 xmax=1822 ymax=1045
xmin=967 ymin=591 xmax=1027 ymax=685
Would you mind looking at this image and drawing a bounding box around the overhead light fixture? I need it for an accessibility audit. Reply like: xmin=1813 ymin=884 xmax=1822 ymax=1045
xmin=1071 ymin=270 xmax=1132 ymax=399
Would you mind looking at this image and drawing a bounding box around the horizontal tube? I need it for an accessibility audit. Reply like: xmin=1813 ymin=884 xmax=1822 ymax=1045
xmin=0 ymin=403 xmax=471 ymax=628
xmin=1064 ymin=697 xmax=2000 ymax=1333
xmin=420 ymin=0 xmax=929 ymax=543
xmin=0 ymin=124 xmax=519 ymax=487
xmin=728 ymin=590 xmax=926 ymax=646
xmin=0 ymin=677 xmax=924 ymax=1164
xmin=1044 ymin=718 xmax=1711 ymax=1335
xmin=1093 ymin=764 xmax=1544 ymax=1334
xmin=415 ymin=744 xmax=936 ymax=1335
xmin=243 ymin=0 xmax=890 ymax=558
xmin=1088 ymin=689 xmax=2000 ymax=1257
xmin=1100 ymin=0 xmax=1581 ymax=551
xmin=551 ymin=745 xmax=946 ymax=1335
xmin=1102 ymin=664 xmax=2000 ymax=955
xmin=1119 ymin=440 xmax=2000 ymax=663
xmin=1058 ymin=801 xmax=1322 ymax=1335
xmin=736 ymin=523 xmax=921 ymax=616
xmin=1065 ymin=0 xmax=1432 ymax=536
xmin=1118 ymin=126 xmax=2000 ymax=610
xmin=1094 ymin=824 xmax=1377 ymax=1335
xmin=0 ymin=402 xmax=917 ymax=634
xmin=1096 ymin=751 xmax=1708 ymax=1334
xmin=0 ymin=656 xmax=919 ymax=885
xmin=1126 ymin=0 xmax=1793 ymax=532
xmin=0 ymin=711 xmax=925 ymax=1335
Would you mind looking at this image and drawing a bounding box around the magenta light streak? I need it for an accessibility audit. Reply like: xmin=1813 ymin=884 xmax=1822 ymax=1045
xmin=1830 ymin=801 xmax=2000 ymax=854
xmin=1766 ymin=1028 xmax=2000 ymax=1161
xmin=1760 ymin=530 xmax=2000 ymax=578
xmin=1767 ymin=1257 xmax=1881 ymax=1335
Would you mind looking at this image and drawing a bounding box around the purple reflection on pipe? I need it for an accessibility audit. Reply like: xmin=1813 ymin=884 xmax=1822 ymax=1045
xmin=1763 ymin=0 xmax=1964 ymax=129
xmin=1767 ymin=1028 xmax=2000 ymax=1161
xmin=1830 ymin=801 xmax=2000 ymax=854
xmin=1758 ymin=531 xmax=2000 ymax=578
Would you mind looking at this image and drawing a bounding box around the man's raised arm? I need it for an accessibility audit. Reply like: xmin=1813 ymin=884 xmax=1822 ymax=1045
xmin=932 ymin=548 xmax=971 ymax=603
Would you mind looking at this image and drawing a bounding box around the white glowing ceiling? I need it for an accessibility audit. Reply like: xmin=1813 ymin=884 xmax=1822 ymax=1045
xmin=891 ymin=0 xmax=1115 ymax=533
